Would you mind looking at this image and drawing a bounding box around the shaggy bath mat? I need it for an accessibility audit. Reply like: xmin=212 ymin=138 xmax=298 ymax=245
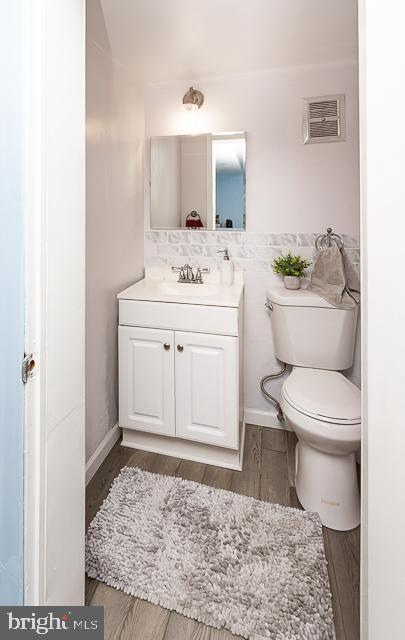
xmin=86 ymin=467 xmax=335 ymax=640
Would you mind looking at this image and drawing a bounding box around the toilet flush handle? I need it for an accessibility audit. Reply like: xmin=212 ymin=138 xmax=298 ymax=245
xmin=265 ymin=301 xmax=273 ymax=311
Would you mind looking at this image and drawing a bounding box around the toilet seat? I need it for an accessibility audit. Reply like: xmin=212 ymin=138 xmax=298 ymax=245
xmin=282 ymin=368 xmax=361 ymax=425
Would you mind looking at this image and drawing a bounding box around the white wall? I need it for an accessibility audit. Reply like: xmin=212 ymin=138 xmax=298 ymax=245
xmin=145 ymin=61 xmax=359 ymax=234
xmin=86 ymin=1 xmax=144 ymax=461
xmin=359 ymin=2 xmax=405 ymax=638
xmin=144 ymin=61 xmax=360 ymax=423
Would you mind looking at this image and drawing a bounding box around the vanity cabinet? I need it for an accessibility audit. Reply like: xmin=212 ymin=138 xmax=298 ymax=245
xmin=119 ymin=327 xmax=238 ymax=449
xmin=117 ymin=286 xmax=244 ymax=470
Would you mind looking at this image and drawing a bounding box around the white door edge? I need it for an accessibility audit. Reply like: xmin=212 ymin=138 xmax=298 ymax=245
xmin=22 ymin=0 xmax=86 ymax=606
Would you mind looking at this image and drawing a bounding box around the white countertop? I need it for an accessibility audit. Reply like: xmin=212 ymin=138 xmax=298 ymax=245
xmin=118 ymin=273 xmax=244 ymax=308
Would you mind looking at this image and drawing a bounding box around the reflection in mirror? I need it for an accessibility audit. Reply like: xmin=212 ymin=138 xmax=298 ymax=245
xmin=150 ymin=132 xmax=246 ymax=230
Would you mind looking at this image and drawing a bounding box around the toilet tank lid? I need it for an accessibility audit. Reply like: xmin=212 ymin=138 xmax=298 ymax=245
xmin=267 ymin=286 xmax=335 ymax=309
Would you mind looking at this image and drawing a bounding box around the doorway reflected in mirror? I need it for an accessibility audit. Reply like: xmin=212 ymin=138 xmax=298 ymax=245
xmin=150 ymin=132 xmax=246 ymax=230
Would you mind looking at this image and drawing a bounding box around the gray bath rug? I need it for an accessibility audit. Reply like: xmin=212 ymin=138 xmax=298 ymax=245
xmin=86 ymin=467 xmax=335 ymax=640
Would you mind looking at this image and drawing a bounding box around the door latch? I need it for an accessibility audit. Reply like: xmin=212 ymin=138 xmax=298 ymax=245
xmin=22 ymin=353 xmax=36 ymax=383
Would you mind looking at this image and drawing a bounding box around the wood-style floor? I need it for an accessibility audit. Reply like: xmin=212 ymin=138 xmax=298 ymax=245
xmin=86 ymin=426 xmax=360 ymax=640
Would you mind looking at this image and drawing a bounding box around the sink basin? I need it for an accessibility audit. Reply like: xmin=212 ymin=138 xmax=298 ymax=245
xmin=118 ymin=277 xmax=243 ymax=308
xmin=156 ymin=281 xmax=220 ymax=298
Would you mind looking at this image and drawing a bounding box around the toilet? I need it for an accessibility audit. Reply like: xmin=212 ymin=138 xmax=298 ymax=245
xmin=267 ymin=286 xmax=361 ymax=531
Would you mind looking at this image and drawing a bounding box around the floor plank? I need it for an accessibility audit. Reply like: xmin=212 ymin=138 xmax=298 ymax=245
xmin=118 ymin=599 xmax=170 ymax=640
xmin=202 ymin=465 xmax=233 ymax=490
xmin=210 ymin=629 xmax=243 ymax=640
xmin=150 ymin=454 xmax=182 ymax=476
xmin=289 ymin=486 xmax=303 ymax=510
xmin=88 ymin=582 xmax=133 ymax=640
xmin=286 ymin=431 xmax=298 ymax=488
xmin=230 ymin=469 xmax=260 ymax=499
xmin=176 ymin=459 xmax=206 ymax=483
xmin=324 ymin=527 xmax=360 ymax=640
xmin=260 ymin=448 xmax=290 ymax=507
xmin=164 ymin=612 xmax=210 ymax=640
xmin=323 ymin=531 xmax=346 ymax=640
xmin=229 ymin=425 xmax=261 ymax=498
xmin=261 ymin=427 xmax=287 ymax=452
xmin=164 ymin=612 xmax=241 ymax=640
xmin=127 ymin=449 xmax=158 ymax=471
xmin=85 ymin=575 xmax=99 ymax=604
xmin=242 ymin=425 xmax=262 ymax=472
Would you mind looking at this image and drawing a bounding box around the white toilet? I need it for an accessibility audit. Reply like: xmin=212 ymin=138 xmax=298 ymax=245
xmin=267 ymin=286 xmax=361 ymax=531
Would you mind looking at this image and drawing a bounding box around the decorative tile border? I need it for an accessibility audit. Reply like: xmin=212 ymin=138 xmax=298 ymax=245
xmin=144 ymin=230 xmax=360 ymax=273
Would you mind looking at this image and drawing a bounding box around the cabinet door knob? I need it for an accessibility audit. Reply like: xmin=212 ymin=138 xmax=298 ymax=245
xmin=164 ymin=343 xmax=170 ymax=351
xmin=177 ymin=344 xmax=184 ymax=352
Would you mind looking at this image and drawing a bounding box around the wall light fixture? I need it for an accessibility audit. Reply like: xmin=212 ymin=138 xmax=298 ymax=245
xmin=182 ymin=86 xmax=204 ymax=111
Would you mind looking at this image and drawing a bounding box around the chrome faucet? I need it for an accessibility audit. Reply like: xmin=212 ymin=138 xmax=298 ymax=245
xmin=171 ymin=264 xmax=210 ymax=284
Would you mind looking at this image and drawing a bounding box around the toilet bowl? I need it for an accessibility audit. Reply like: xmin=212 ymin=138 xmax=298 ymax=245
xmin=281 ymin=367 xmax=361 ymax=531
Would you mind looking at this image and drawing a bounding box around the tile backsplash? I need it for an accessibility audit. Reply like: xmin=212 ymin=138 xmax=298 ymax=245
xmin=145 ymin=230 xmax=360 ymax=275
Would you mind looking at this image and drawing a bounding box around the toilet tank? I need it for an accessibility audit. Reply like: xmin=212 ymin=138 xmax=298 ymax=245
xmin=267 ymin=286 xmax=358 ymax=370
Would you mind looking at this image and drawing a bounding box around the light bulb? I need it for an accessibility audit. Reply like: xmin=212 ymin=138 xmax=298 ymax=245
xmin=184 ymin=102 xmax=199 ymax=112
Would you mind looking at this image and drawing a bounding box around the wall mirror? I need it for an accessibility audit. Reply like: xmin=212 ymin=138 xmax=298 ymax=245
xmin=150 ymin=131 xmax=246 ymax=230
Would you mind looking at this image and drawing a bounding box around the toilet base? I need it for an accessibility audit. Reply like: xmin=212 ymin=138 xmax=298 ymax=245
xmin=295 ymin=440 xmax=360 ymax=531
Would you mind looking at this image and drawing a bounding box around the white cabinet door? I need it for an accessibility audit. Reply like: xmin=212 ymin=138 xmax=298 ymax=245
xmin=175 ymin=331 xmax=239 ymax=449
xmin=119 ymin=326 xmax=175 ymax=436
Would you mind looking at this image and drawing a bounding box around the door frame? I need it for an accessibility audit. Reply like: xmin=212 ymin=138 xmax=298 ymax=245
xmin=23 ymin=0 xmax=86 ymax=606
xmin=359 ymin=2 xmax=405 ymax=638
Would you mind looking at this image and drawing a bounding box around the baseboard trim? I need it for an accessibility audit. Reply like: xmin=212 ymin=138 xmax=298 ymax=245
xmin=244 ymin=408 xmax=292 ymax=431
xmin=86 ymin=423 xmax=121 ymax=485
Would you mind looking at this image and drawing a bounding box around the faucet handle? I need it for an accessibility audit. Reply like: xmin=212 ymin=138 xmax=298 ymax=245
xmin=195 ymin=267 xmax=210 ymax=283
xmin=171 ymin=265 xmax=186 ymax=281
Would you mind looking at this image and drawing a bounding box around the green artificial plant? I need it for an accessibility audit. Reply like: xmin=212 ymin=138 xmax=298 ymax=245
xmin=272 ymin=252 xmax=311 ymax=278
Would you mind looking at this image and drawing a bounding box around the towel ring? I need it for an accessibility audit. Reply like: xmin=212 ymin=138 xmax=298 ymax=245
xmin=186 ymin=211 xmax=201 ymax=222
xmin=315 ymin=227 xmax=344 ymax=251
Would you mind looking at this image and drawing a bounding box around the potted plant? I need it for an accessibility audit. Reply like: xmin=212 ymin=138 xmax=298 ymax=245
xmin=272 ymin=252 xmax=311 ymax=290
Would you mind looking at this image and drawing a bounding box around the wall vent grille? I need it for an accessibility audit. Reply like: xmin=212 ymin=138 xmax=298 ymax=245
xmin=303 ymin=94 xmax=346 ymax=144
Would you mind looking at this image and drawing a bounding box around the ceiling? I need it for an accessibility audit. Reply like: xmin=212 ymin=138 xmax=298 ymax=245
xmin=99 ymin=0 xmax=358 ymax=85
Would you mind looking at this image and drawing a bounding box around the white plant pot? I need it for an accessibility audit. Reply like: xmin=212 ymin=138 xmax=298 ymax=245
xmin=284 ymin=276 xmax=301 ymax=290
